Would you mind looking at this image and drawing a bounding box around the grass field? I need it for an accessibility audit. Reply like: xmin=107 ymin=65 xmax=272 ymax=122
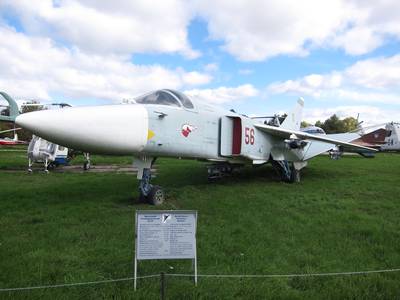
xmin=0 ymin=149 xmax=400 ymax=299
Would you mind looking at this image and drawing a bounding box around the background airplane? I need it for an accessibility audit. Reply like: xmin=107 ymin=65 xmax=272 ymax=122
xmin=1 ymin=90 xmax=376 ymax=205
xmin=0 ymin=128 xmax=26 ymax=146
xmin=379 ymin=122 xmax=400 ymax=151
xmin=0 ymin=92 xmax=91 ymax=171
xmin=300 ymin=125 xmax=379 ymax=159
xmin=350 ymin=122 xmax=400 ymax=152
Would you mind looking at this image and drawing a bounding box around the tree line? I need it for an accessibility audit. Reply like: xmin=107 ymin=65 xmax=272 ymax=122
xmin=301 ymin=115 xmax=359 ymax=133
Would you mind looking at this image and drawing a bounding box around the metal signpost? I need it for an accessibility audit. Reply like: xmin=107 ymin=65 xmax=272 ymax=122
xmin=134 ymin=210 xmax=198 ymax=290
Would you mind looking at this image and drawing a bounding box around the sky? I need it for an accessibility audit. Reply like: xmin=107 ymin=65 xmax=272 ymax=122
xmin=0 ymin=0 xmax=400 ymax=125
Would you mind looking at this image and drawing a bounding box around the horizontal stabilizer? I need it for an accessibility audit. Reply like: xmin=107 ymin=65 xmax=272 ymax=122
xmin=0 ymin=92 xmax=20 ymax=122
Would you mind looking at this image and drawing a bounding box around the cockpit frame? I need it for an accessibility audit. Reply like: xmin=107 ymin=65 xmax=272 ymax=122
xmin=133 ymin=89 xmax=195 ymax=110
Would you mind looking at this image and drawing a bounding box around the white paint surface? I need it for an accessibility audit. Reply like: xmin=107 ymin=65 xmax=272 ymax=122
xmin=16 ymin=104 xmax=148 ymax=154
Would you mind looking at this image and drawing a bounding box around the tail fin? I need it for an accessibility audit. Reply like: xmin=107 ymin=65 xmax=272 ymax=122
xmin=0 ymin=92 xmax=20 ymax=122
xmin=280 ymin=97 xmax=304 ymax=131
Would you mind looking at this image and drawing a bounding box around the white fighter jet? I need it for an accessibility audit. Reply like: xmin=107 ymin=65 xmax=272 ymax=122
xmin=1 ymin=90 xmax=375 ymax=205
xmin=380 ymin=122 xmax=400 ymax=151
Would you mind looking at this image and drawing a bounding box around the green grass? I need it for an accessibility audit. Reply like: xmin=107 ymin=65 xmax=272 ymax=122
xmin=0 ymin=150 xmax=400 ymax=299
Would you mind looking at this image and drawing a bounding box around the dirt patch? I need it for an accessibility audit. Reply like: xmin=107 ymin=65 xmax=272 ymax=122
xmin=0 ymin=164 xmax=157 ymax=174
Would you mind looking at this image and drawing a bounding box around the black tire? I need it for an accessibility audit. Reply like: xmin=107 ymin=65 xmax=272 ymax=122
xmin=138 ymin=191 xmax=148 ymax=203
xmin=148 ymin=186 xmax=165 ymax=205
xmin=290 ymin=169 xmax=300 ymax=183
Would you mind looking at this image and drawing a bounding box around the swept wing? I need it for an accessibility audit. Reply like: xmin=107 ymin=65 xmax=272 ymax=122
xmin=254 ymin=123 xmax=377 ymax=160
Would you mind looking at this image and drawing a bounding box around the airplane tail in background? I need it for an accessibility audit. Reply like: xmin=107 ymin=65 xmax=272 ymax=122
xmin=0 ymin=92 xmax=20 ymax=122
xmin=280 ymin=97 xmax=304 ymax=131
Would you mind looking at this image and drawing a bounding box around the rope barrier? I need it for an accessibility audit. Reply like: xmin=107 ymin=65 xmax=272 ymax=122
xmin=166 ymin=268 xmax=400 ymax=278
xmin=1 ymin=268 xmax=400 ymax=292
xmin=0 ymin=274 xmax=158 ymax=292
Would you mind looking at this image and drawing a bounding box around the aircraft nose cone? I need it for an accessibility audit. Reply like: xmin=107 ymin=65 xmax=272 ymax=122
xmin=15 ymin=111 xmax=52 ymax=133
xmin=15 ymin=105 xmax=149 ymax=154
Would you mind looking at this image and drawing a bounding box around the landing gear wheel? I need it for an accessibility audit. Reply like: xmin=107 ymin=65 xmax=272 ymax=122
xmin=290 ymin=168 xmax=301 ymax=183
xmin=83 ymin=153 xmax=91 ymax=171
xmin=83 ymin=161 xmax=91 ymax=171
xmin=138 ymin=191 xmax=148 ymax=203
xmin=283 ymin=165 xmax=299 ymax=183
xmin=148 ymin=186 xmax=165 ymax=206
xmin=271 ymin=160 xmax=302 ymax=183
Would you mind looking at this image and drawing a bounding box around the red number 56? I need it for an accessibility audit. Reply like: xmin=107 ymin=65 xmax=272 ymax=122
xmin=245 ymin=127 xmax=255 ymax=145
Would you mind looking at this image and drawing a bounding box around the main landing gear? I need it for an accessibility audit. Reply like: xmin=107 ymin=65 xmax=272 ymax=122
xmin=28 ymin=156 xmax=51 ymax=173
xmin=83 ymin=152 xmax=91 ymax=170
xmin=271 ymin=160 xmax=306 ymax=183
xmin=134 ymin=156 xmax=165 ymax=205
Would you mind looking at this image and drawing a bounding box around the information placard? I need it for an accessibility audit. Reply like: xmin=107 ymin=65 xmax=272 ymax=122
xmin=136 ymin=211 xmax=197 ymax=260
xmin=134 ymin=210 xmax=197 ymax=289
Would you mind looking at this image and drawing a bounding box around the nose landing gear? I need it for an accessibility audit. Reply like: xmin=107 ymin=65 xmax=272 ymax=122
xmin=83 ymin=152 xmax=91 ymax=170
xmin=134 ymin=156 xmax=165 ymax=205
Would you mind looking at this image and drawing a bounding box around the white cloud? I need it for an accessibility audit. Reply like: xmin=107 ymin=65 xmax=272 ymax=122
xmin=181 ymin=71 xmax=212 ymax=86
xmin=185 ymin=84 xmax=259 ymax=104
xmin=303 ymin=105 xmax=400 ymax=127
xmin=195 ymin=0 xmax=400 ymax=61
xmin=267 ymin=73 xmax=343 ymax=99
xmin=331 ymin=27 xmax=383 ymax=56
xmin=0 ymin=26 xmax=209 ymax=102
xmin=344 ymin=55 xmax=400 ymax=89
xmin=1 ymin=0 xmax=200 ymax=58
xmin=3 ymin=0 xmax=400 ymax=63
xmin=331 ymin=0 xmax=400 ymax=55
xmin=203 ymin=63 xmax=219 ymax=72
xmin=238 ymin=69 xmax=253 ymax=75
xmin=267 ymin=54 xmax=400 ymax=105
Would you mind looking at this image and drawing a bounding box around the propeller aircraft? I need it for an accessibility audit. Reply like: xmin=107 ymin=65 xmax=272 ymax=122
xmin=0 ymin=128 xmax=26 ymax=146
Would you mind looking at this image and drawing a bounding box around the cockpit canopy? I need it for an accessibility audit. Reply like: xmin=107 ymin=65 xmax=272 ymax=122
xmin=134 ymin=89 xmax=194 ymax=109
xmin=301 ymin=126 xmax=326 ymax=135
